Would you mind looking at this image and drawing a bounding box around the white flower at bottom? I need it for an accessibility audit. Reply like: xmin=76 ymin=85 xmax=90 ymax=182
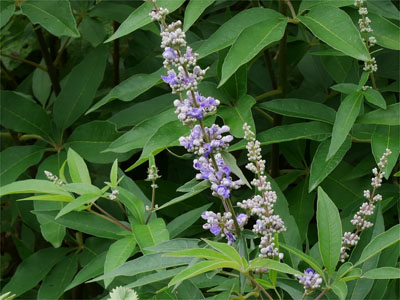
xmin=108 ymin=286 xmax=138 ymax=300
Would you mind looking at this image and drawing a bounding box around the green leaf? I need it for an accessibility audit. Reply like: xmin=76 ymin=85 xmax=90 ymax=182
xmin=110 ymin=159 xmax=118 ymax=188
xmin=309 ymin=136 xmax=352 ymax=192
xmin=357 ymin=103 xmax=400 ymax=125
xmin=169 ymin=260 xmax=240 ymax=287
xmin=56 ymin=194 xmax=99 ymax=219
xmin=331 ymin=83 xmax=358 ymax=94
xmin=363 ymin=88 xmax=387 ymax=109
xmin=317 ymin=187 xmax=342 ymax=276
xmin=65 ymin=252 xmax=107 ymax=291
xmin=220 ymin=151 xmax=251 ymax=188
xmin=66 ymin=121 xmax=133 ymax=164
xmin=87 ymin=68 xmax=165 ymax=114
xmin=118 ymin=187 xmax=145 ymax=224
xmin=67 ymin=148 xmax=91 ymax=184
xmin=280 ymin=243 xmax=326 ymax=281
xmin=247 ymin=258 xmax=303 ymax=276
xmin=197 ymin=8 xmax=282 ymax=59
xmin=34 ymin=210 xmax=125 ymax=240
xmin=219 ymin=15 xmax=288 ymax=86
xmin=298 ymin=5 xmax=370 ymax=61
xmin=90 ymin=252 xmax=192 ymax=282
xmin=145 ymin=239 xmax=200 ymax=253
xmin=133 ymin=218 xmax=170 ymax=254
xmin=126 ymin=267 xmax=186 ymax=289
xmin=1 ymin=248 xmax=68 ymax=297
xmin=371 ymin=125 xmax=400 ymax=179
xmin=356 ymin=224 xmax=400 ymax=266
xmin=62 ymin=183 xmax=101 ymax=195
xmin=166 ymin=248 xmax=232 ymax=261
xmin=299 ymin=0 xmax=354 ymax=13
xmin=327 ymin=91 xmax=363 ymax=159
xmin=0 ymin=146 xmax=46 ymax=186
xmin=0 ymin=91 xmax=53 ymax=141
xmin=37 ymin=255 xmax=78 ymax=300
xmin=331 ymin=280 xmax=348 ymax=300
xmin=53 ymin=45 xmax=108 ymax=130
xmin=369 ymin=13 xmax=400 ymax=50
xmin=183 ymin=0 xmax=215 ymax=31
xmin=229 ymin=121 xmax=332 ymax=152
xmin=21 ymin=0 xmax=79 ymax=37
xmin=104 ymin=236 xmax=136 ymax=287
xmin=79 ymin=16 xmax=107 ymax=47
xmin=0 ymin=179 xmax=69 ymax=197
xmin=203 ymin=239 xmax=243 ymax=267
xmin=18 ymin=194 xmax=73 ymax=202
xmin=341 ymin=268 xmax=362 ymax=282
xmin=259 ymin=98 xmax=336 ymax=124
xmin=32 ymin=64 xmax=51 ymax=106
xmin=321 ymin=55 xmax=354 ymax=83
xmin=218 ymin=95 xmax=256 ymax=138
xmin=0 ymin=0 xmax=15 ymax=28
xmin=167 ymin=203 xmax=212 ymax=238
xmin=105 ymin=0 xmax=185 ymax=42
xmin=363 ymin=267 xmax=400 ymax=279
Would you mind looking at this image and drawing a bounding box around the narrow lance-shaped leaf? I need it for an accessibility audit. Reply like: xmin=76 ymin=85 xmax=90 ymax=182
xmin=56 ymin=194 xmax=99 ymax=219
xmin=362 ymin=267 xmax=400 ymax=279
xmin=317 ymin=187 xmax=342 ymax=276
xmin=183 ymin=0 xmax=215 ymax=31
xmin=357 ymin=103 xmax=400 ymax=126
xmin=327 ymin=91 xmax=363 ymax=160
xmin=67 ymin=148 xmax=91 ymax=184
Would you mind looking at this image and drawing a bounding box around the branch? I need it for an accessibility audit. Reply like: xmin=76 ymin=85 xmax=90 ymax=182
xmin=113 ymin=21 xmax=121 ymax=86
xmin=0 ymin=52 xmax=47 ymax=71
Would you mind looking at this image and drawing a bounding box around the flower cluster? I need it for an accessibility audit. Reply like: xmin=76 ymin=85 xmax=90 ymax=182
xmin=44 ymin=170 xmax=63 ymax=186
xmin=238 ymin=123 xmax=286 ymax=260
xmin=340 ymin=148 xmax=392 ymax=262
xmin=201 ymin=211 xmax=248 ymax=245
xmin=146 ymin=163 xmax=161 ymax=189
xmin=107 ymin=286 xmax=138 ymax=300
xmin=109 ymin=189 xmax=119 ymax=200
xmin=296 ymin=268 xmax=323 ymax=294
xmin=354 ymin=0 xmax=378 ymax=73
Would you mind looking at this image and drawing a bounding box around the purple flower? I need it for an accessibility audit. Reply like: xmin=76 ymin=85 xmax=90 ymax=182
xmin=225 ymin=230 xmax=236 ymax=244
xmin=161 ymin=72 xmax=177 ymax=85
xmin=216 ymin=185 xmax=230 ymax=199
xmin=163 ymin=47 xmax=178 ymax=60
xmin=210 ymin=225 xmax=221 ymax=235
xmin=237 ymin=214 xmax=248 ymax=226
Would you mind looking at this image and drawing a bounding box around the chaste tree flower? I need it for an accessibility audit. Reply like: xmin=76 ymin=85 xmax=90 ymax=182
xmin=296 ymin=268 xmax=323 ymax=295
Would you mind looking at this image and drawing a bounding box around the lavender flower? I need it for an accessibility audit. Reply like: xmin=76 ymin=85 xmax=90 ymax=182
xmin=340 ymin=148 xmax=392 ymax=262
xmin=296 ymin=268 xmax=323 ymax=294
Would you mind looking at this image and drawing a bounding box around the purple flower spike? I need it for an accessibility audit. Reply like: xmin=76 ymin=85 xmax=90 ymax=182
xmin=161 ymin=72 xmax=177 ymax=85
xmin=210 ymin=225 xmax=221 ymax=235
xmin=163 ymin=47 xmax=178 ymax=60
xmin=237 ymin=213 xmax=248 ymax=226
xmin=225 ymin=230 xmax=236 ymax=244
xmin=216 ymin=185 xmax=230 ymax=199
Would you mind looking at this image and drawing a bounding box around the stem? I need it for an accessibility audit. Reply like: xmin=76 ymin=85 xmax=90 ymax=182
xmin=91 ymin=203 xmax=132 ymax=231
xmin=255 ymin=88 xmax=282 ymax=102
xmin=254 ymin=107 xmax=274 ymax=123
xmin=315 ymin=288 xmax=329 ymax=300
xmin=284 ymin=0 xmax=297 ymax=19
xmin=34 ymin=27 xmax=61 ymax=96
xmin=0 ymin=60 xmax=18 ymax=89
xmin=301 ymin=292 xmax=307 ymax=300
xmin=145 ymin=180 xmax=157 ymax=224
xmin=0 ymin=52 xmax=47 ymax=71
xmin=246 ymin=274 xmax=274 ymax=300
xmin=370 ymin=72 xmax=377 ymax=89
xmin=112 ymin=21 xmax=121 ymax=86
xmin=263 ymin=50 xmax=278 ymax=90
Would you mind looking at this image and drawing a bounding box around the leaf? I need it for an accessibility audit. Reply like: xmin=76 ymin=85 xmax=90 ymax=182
xmin=259 ymin=98 xmax=336 ymax=124
xmin=62 ymin=183 xmax=101 ymax=195
xmin=309 ymin=136 xmax=352 ymax=191
xmin=105 ymin=0 xmax=185 ymax=42
xmin=0 ymin=179 xmax=69 ymax=197
xmin=317 ymin=187 xmax=342 ymax=276
xmin=67 ymin=148 xmax=91 ymax=184
xmin=331 ymin=83 xmax=358 ymax=94
xmin=0 ymin=0 xmax=15 ymax=28
xmin=37 ymin=255 xmax=78 ymax=300
xmin=66 ymin=121 xmax=133 ymax=164
xmin=363 ymin=88 xmax=387 ymax=109
xmin=356 ymin=224 xmax=400 ymax=266
xmin=104 ymin=236 xmax=136 ymax=287
xmin=90 ymin=253 xmax=192 ymax=282
xmin=217 ymin=95 xmax=256 ymax=138
xmin=34 ymin=210 xmax=125 ymax=240
xmin=79 ymin=16 xmax=107 ymax=47
xmin=219 ymin=15 xmax=288 ymax=86
xmin=229 ymin=121 xmax=332 ymax=152
xmin=197 ymin=8 xmax=282 ymax=59
xmin=56 ymin=194 xmax=99 ymax=219
xmin=279 ymin=243 xmax=326 ymax=282
xmin=363 ymin=267 xmax=400 ymax=279
xmin=21 ymin=0 xmax=79 ymax=37
xmin=331 ymin=280 xmax=348 ymax=300
xmin=167 ymin=203 xmax=212 ymax=238
xmin=371 ymin=125 xmax=400 ymax=179
xmin=298 ymin=5 xmax=370 ymax=61
xmin=1 ymin=248 xmax=68 ymax=297
xmin=247 ymin=258 xmax=303 ymax=276
xmin=126 ymin=267 xmax=186 ymax=289
xmin=87 ymin=67 xmax=165 ymax=114
xmin=369 ymin=13 xmax=400 ymax=50
xmin=65 ymin=252 xmax=107 ymax=291
xmin=0 ymin=91 xmax=53 ymax=141
xmin=169 ymin=260 xmax=240 ymax=287
xmin=357 ymin=103 xmax=400 ymax=125
xmin=203 ymin=239 xmax=243 ymax=267
xmin=321 ymin=55 xmax=354 ymax=83
xmin=145 ymin=239 xmax=200 ymax=253
xmin=299 ymin=0 xmax=354 ymax=13
xmin=53 ymin=45 xmax=108 ymax=131
xmin=32 ymin=64 xmax=51 ymax=106
xmin=18 ymin=194 xmax=73 ymax=202
xmin=110 ymin=159 xmax=118 ymax=188
xmin=183 ymin=0 xmax=215 ymax=31
xmin=327 ymin=91 xmax=363 ymax=159
xmin=220 ymin=151 xmax=251 ymax=188
xmin=166 ymin=248 xmax=232 ymax=261
xmin=133 ymin=218 xmax=170 ymax=254
xmin=0 ymin=146 xmax=46 ymax=186
xmin=118 ymin=187 xmax=145 ymax=224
